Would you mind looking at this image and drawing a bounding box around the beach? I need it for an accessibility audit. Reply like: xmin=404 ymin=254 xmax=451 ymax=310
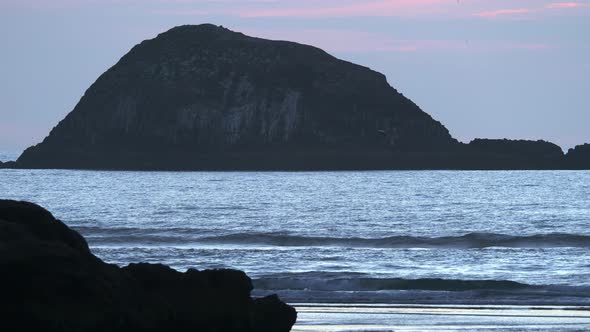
xmin=292 ymin=304 xmax=590 ymax=332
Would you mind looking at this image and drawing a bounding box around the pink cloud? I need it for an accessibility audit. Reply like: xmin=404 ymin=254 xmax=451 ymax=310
xmin=545 ymin=2 xmax=588 ymax=9
xmin=474 ymin=8 xmax=530 ymax=18
xmin=240 ymin=0 xmax=457 ymax=18
xmin=239 ymin=28 xmax=552 ymax=54
xmin=155 ymin=0 xmax=590 ymax=20
xmin=474 ymin=1 xmax=589 ymax=19
xmin=154 ymin=0 xmax=462 ymax=18
xmin=242 ymin=28 xmax=483 ymax=53
xmin=10 ymin=0 xmax=590 ymax=19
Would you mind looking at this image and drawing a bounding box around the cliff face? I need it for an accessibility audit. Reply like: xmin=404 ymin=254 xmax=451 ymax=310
xmin=17 ymin=24 xmax=456 ymax=170
xmin=0 ymin=200 xmax=296 ymax=331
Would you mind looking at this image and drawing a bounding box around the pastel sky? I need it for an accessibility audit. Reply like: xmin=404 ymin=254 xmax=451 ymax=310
xmin=1 ymin=0 xmax=589 ymax=153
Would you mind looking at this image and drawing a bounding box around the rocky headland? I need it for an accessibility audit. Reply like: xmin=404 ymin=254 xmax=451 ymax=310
xmin=566 ymin=144 xmax=590 ymax=169
xmin=4 ymin=24 xmax=588 ymax=170
xmin=459 ymin=139 xmax=568 ymax=170
xmin=0 ymin=199 xmax=297 ymax=331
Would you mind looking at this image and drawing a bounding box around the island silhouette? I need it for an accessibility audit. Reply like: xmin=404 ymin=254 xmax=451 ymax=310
xmin=2 ymin=24 xmax=588 ymax=170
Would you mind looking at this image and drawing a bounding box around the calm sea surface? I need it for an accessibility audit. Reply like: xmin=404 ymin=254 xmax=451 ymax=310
xmin=1 ymin=167 xmax=590 ymax=305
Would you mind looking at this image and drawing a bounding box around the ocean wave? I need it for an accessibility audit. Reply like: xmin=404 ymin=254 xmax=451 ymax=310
xmin=252 ymin=272 xmax=590 ymax=305
xmin=81 ymin=229 xmax=590 ymax=248
xmin=253 ymin=272 xmax=531 ymax=292
xmin=199 ymin=232 xmax=590 ymax=249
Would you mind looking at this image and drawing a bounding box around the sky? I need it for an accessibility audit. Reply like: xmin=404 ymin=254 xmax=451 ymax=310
xmin=0 ymin=0 xmax=589 ymax=153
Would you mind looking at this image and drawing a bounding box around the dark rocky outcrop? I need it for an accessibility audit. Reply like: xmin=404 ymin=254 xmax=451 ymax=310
xmin=565 ymin=143 xmax=590 ymax=169
xmin=458 ymin=139 xmax=565 ymax=170
xmin=468 ymin=139 xmax=564 ymax=159
xmin=0 ymin=200 xmax=296 ymax=332
xmin=0 ymin=160 xmax=17 ymax=168
xmin=16 ymin=24 xmax=458 ymax=170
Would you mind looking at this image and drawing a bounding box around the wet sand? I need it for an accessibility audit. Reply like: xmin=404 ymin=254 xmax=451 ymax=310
xmin=292 ymin=304 xmax=590 ymax=332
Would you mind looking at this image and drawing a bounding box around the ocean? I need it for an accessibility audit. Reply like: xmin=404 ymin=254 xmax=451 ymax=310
xmin=2 ymin=166 xmax=590 ymax=330
xmin=0 ymin=151 xmax=19 ymax=163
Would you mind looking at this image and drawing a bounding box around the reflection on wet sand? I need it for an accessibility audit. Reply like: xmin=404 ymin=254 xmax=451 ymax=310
xmin=293 ymin=304 xmax=590 ymax=332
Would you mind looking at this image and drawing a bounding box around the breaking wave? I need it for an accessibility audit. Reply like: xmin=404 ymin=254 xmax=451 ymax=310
xmin=252 ymin=272 xmax=590 ymax=305
xmin=254 ymin=272 xmax=530 ymax=292
xmin=199 ymin=232 xmax=590 ymax=249
xmin=82 ymin=229 xmax=590 ymax=248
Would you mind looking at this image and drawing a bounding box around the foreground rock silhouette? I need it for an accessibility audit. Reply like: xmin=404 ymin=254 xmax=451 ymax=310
xmin=0 ymin=200 xmax=297 ymax=332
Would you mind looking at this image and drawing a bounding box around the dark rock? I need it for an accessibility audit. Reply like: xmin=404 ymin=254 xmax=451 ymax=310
xmin=16 ymin=24 xmax=457 ymax=170
xmin=0 ymin=160 xmax=17 ymax=169
xmin=468 ymin=139 xmax=564 ymax=159
xmin=565 ymin=143 xmax=590 ymax=169
xmin=462 ymin=139 xmax=565 ymax=169
xmin=251 ymin=294 xmax=298 ymax=332
xmin=0 ymin=200 xmax=297 ymax=331
xmin=0 ymin=200 xmax=90 ymax=253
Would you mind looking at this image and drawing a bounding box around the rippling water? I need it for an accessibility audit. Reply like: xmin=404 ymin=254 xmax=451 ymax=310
xmin=0 ymin=151 xmax=18 ymax=162
xmin=1 ymin=169 xmax=589 ymax=304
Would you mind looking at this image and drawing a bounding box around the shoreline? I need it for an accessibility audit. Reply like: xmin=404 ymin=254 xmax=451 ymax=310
xmin=3 ymin=166 xmax=590 ymax=172
xmin=292 ymin=303 xmax=590 ymax=332
xmin=292 ymin=303 xmax=590 ymax=311
xmin=253 ymin=284 xmax=590 ymax=308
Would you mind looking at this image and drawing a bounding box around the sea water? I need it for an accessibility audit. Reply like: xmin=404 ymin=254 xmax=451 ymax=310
xmin=1 ymin=168 xmax=590 ymax=307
